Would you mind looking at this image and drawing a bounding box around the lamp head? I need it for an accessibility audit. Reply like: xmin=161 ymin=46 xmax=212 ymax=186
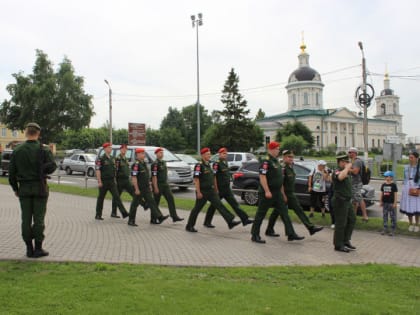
xmin=358 ymin=41 xmax=363 ymax=50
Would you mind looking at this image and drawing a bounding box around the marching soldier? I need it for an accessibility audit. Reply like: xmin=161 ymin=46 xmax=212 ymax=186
xmin=151 ymin=147 xmax=184 ymax=222
xmin=8 ymin=122 xmax=57 ymax=258
xmin=111 ymin=144 xmax=148 ymax=218
xmin=128 ymin=148 xmax=169 ymax=226
xmin=185 ymin=147 xmax=241 ymax=232
xmin=251 ymin=141 xmax=304 ymax=243
xmin=332 ymin=154 xmax=356 ymax=253
xmin=265 ymin=149 xmax=323 ymax=237
xmin=203 ymin=147 xmax=253 ymax=228
xmin=95 ymin=143 xmax=129 ymax=220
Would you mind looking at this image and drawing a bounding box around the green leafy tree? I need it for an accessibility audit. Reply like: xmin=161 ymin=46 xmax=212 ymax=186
xmin=280 ymin=135 xmax=308 ymax=155
xmin=159 ymin=127 xmax=187 ymax=151
xmin=181 ymin=104 xmax=212 ymax=150
xmin=146 ymin=128 xmax=161 ymax=146
xmin=255 ymin=108 xmax=265 ymax=120
xmin=275 ymin=121 xmax=314 ymax=149
xmin=0 ymin=50 xmax=94 ymax=144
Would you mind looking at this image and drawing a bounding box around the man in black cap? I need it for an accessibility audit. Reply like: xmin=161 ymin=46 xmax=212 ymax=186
xmin=8 ymin=122 xmax=57 ymax=258
xmin=332 ymin=154 xmax=356 ymax=253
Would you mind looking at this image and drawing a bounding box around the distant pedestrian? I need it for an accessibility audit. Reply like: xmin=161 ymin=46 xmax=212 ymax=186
xmin=348 ymin=147 xmax=369 ymax=222
xmin=308 ymin=160 xmax=330 ymax=218
xmin=8 ymin=122 xmax=57 ymax=258
xmin=399 ymin=150 xmax=420 ymax=232
xmin=379 ymin=171 xmax=398 ymax=236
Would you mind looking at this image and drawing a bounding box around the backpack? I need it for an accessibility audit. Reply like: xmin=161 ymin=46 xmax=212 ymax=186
xmin=359 ymin=160 xmax=371 ymax=185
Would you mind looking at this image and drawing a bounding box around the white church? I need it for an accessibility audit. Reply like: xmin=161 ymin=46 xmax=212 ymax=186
xmin=256 ymin=42 xmax=405 ymax=151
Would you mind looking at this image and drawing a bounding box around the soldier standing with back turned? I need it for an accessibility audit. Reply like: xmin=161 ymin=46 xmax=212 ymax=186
xmin=8 ymin=122 xmax=57 ymax=258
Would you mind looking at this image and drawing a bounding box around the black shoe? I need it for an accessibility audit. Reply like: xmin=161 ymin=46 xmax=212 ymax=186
xmin=242 ymin=218 xmax=254 ymax=226
xmin=128 ymin=221 xmax=138 ymax=227
xmin=185 ymin=226 xmax=198 ymax=233
xmin=25 ymin=241 xmax=34 ymax=258
xmin=150 ymin=218 xmax=160 ymax=225
xmin=335 ymin=246 xmax=350 ymax=253
xmin=344 ymin=242 xmax=357 ymax=250
xmin=110 ymin=213 xmax=121 ymax=218
xmin=33 ymin=242 xmax=49 ymax=258
xmin=95 ymin=215 xmax=104 ymax=220
xmin=122 ymin=212 xmax=129 ymax=219
xmin=228 ymin=220 xmax=241 ymax=229
xmin=288 ymin=235 xmax=305 ymax=241
xmin=143 ymin=203 xmax=149 ymax=211
xmin=172 ymin=216 xmax=184 ymax=223
xmin=265 ymin=230 xmax=280 ymax=237
xmin=251 ymin=235 xmax=266 ymax=244
xmin=309 ymin=225 xmax=324 ymax=235
xmin=158 ymin=215 xmax=169 ymax=224
xmin=203 ymin=223 xmax=215 ymax=228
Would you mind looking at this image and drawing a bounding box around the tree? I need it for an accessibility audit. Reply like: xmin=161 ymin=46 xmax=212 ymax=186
xmin=146 ymin=128 xmax=161 ymax=146
xmin=181 ymin=104 xmax=212 ymax=150
xmin=159 ymin=127 xmax=187 ymax=151
xmin=280 ymin=135 xmax=308 ymax=155
xmin=204 ymin=68 xmax=263 ymax=151
xmin=0 ymin=50 xmax=94 ymax=144
xmin=255 ymin=108 xmax=265 ymax=120
xmin=275 ymin=121 xmax=314 ymax=149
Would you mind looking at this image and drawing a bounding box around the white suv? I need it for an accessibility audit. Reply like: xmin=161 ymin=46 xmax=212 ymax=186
xmin=211 ymin=152 xmax=257 ymax=171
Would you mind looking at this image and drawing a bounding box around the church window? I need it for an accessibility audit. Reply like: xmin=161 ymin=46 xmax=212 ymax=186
xmin=303 ymin=92 xmax=309 ymax=105
xmin=316 ymin=136 xmax=320 ymax=146
xmin=381 ymin=103 xmax=386 ymax=115
xmin=393 ymin=103 xmax=397 ymax=114
xmin=377 ymin=139 xmax=380 ymax=148
xmin=334 ymin=136 xmax=337 ymax=145
xmin=316 ymin=93 xmax=319 ymax=105
xmin=372 ymin=139 xmax=375 ymax=147
xmin=292 ymin=94 xmax=296 ymax=107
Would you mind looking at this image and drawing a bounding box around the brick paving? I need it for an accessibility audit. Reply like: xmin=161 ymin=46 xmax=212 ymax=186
xmin=0 ymin=185 xmax=419 ymax=267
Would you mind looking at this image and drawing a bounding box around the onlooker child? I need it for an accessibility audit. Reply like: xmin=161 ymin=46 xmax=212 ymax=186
xmin=380 ymin=171 xmax=398 ymax=236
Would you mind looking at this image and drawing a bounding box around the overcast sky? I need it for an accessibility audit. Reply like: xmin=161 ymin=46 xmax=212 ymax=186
xmin=1 ymin=0 xmax=419 ymax=138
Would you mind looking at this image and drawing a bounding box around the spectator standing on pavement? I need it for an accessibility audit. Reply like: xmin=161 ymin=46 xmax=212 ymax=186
xmin=308 ymin=160 xmax=330 ymax=218
xmin=185 ymin=147 xmax=241 ymax=233
xmin=348 ymin=147 xmax=369 ymax=222
xmin=250 ymin=142 xmax=304 ymax=244
xmin=399 ymin=150 xmax=420 ymax=232
xmin=95 ymin=143 xmax=129 ymax=220
xmin=8 ymin=122 xmax=57 ymax=258
xmin=203 ymin=147 xmax=253 ymax=228
xmin=379 ymin=171 xmax=398 ymax=236
xmin=128 ymin=148 xmax=169 ymax=227
xmin=332 ymin=154 xmax=356 ymax=253
xmin=151 ymin=147 xmax=184 ymax=223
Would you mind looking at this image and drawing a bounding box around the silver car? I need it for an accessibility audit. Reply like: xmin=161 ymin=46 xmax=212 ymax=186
xmin=61 ymin=153 xmax=97 ymax=177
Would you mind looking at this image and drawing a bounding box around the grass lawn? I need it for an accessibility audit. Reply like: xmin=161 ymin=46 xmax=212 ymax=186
xmin=0 ymin=261 xmax=419 ymax=314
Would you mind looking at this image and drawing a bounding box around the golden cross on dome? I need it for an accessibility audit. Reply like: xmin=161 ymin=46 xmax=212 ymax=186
xmin=300 ymin=31 xmax=306 ymax=53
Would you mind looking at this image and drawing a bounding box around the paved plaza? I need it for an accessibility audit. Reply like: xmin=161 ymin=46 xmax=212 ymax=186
xmin=0 ymin=185 xmax=419 ymax=267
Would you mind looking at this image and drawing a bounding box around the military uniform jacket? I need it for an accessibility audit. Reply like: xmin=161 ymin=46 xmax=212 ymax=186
xmin=332 ymin=167 xmax=352 ymax=200
xmin=9 ymin=140 xmax=56 ymax=192
xmin=193 ymin=160 xmax=214 ymax=191
xmin=212 ymin=159 xmax=231 ymax=191
xmin=283 ymin=164 xmax=296 ymax=194
xmin=95 ymin=154 xmax=116 ymax=181
xmin=131 ymin=159 xmax=150 ymax=190
xmin=115 ymin=154 xmax=130 ymax=180
xmin=151 ymin=159 xmax=168 ymax=184
xmin=259 ymin=155 xmax=283 ymax=192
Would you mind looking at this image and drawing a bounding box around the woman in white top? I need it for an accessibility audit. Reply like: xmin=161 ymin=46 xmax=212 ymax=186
xmin=308 ymin=160 xmax=331 ymax=217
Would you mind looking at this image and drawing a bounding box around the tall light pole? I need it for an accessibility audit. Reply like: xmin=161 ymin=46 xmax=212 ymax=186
xmin=358 ymin=42 xmax=368 ymax=162
xmin=104 ymin=79 xmax=112 ymax=144
xmin=191 ymin=13 xmax=203 ymax=154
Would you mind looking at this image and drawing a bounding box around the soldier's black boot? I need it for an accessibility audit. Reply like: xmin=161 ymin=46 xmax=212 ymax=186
xmin=33 ymin=241 xmax=49 ymax=258
xmin=25 ymin=241 xmax=34 ymax=258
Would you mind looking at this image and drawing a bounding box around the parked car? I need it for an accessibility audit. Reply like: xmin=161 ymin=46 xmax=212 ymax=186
xmin=1 ymin=149 xmax=13 ymax=176
xmin=211 ymin=152 xmax=258 ymax=171
xmin=61 ymin=153 xmax=97 ymax=177
xmin=175 ymin=153 xmax=198 ymax=171
xmin=97 ymin=145 xmax=193 ymax=190
xmin=232 ymin=161 xmax=375 ymax=210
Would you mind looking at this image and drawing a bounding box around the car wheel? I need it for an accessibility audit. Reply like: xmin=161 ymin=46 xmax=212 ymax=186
xmin=87 ymin=168 xmax=95 ymax=177
xmin=243 ymin=190 xmax=259 ymax=206
xmin=65 ymin=167 xmax=72 ymax=175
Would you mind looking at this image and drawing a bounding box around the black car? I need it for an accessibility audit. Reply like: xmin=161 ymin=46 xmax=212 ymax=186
xmin=232 ymin=161 xmax=375 ymax=209
xmin=1 ymin=149 xmax=13 ymax=176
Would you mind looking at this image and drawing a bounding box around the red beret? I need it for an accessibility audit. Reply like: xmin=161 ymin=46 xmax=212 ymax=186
xmin=218 ymin=147 xmax=227 ymax=154
xmin=120 ymin=144 xmax=128 ymax=149
xmin=102 ymin=142 xmax=112 ymax=148
xmin=268 ymin=141 xmax=280 ymax=150
xmin=154 ymin=147 xmax=163 ymax=154
xmin=135 ymin=148 xmax=145 ymax=153
xmin=200 ymin=147 xmax=210 ymax=155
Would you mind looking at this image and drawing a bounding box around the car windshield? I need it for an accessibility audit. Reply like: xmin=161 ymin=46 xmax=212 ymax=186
xmin=177 ymin=154 xmax=197 ymax=164
xmin=146 ymin=149 xmax=180 ymax=162
xmin=85 ymin=154 xmax=97 ymax=162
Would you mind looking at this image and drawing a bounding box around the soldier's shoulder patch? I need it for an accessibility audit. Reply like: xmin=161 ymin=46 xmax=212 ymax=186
xmin=262 ymin=161 xmax=269 ymax=169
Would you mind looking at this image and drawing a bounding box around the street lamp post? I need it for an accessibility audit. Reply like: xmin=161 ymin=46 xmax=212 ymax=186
xmin=191 ymin=13 xmax=203 ymax=154
xmin=104 ymin=79 xmax=112 ymax=144
xmin=358 ymin=42 xmax=368 ymax=162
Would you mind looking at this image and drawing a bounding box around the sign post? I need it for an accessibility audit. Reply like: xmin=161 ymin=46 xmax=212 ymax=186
xmin=128 ymin=123 xmax=146 ymax=146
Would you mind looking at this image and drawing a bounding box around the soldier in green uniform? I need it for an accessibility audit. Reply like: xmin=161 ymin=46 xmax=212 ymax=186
xmin=332 ymin=154 xmax=356 ymax=253
xmin=95 ymin=143 xmax=129 ymax=220
xmin=8 ymin=122 xmax=57 ymax=258
xmin=251 ymin=141 xmax=304 ymax=243
xmin=265 ymin=150 xmax=323 ymax=237
xmin=185 ymin=147 xmax=241 ymax=232
xmin=203 ymin=147 xmax=253 ymax=228
xmin=111 ymin=144 xmax=147 ymax=218
xmin=151 ymin=147 xmax=184 ymax=222
xmin=128 ymin=147 xmax=169 ymax=226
